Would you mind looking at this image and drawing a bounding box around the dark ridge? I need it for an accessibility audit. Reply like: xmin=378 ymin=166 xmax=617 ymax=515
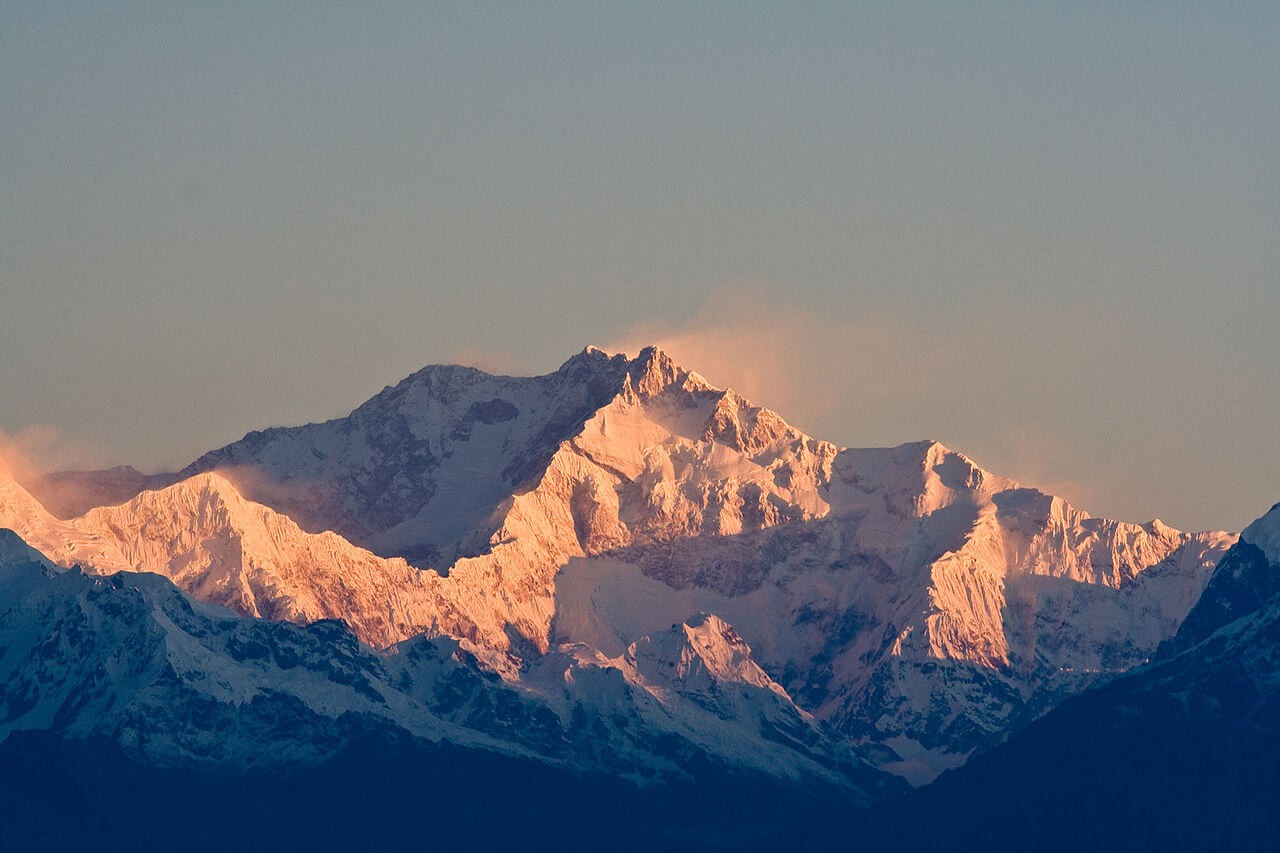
xmin=1163 ymin=539 xmax=1276 ymax=655
xmin=0 ymin=728 xmax=868 ymax=853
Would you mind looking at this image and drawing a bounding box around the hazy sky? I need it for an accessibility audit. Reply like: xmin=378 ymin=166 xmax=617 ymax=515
xmin=2 ymin=2 xmax=1277 ymax=532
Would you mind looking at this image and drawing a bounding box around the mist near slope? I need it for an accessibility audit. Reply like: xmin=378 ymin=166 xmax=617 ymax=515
xmin=0 ymin=428 xmax=184 ymax=521
xmin=0 ymin=427 xmax=108 ymax=487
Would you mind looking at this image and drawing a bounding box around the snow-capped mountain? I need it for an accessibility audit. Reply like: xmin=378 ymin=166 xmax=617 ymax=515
xmin=176 ymin=349 xmax=635 ymax=566
xmin=4 ymin=346 xmax=1234 ymax=782
xmin=0 ymin=532 xmax=464 ymax=768
xmin=553 ymin=429 xmax=1231 ymax=780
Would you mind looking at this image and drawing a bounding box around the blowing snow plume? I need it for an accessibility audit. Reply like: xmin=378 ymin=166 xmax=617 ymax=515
xmin=609 ymin=284 xmax=861 ymax=438
xmin=607 ymin=283 xmax=1125 ymax=524
xmin=604 ymin=283 xmax=984 ymax=445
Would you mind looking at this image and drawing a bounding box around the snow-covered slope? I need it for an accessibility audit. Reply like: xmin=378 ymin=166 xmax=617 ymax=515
xmin=0 ymin=526 xmax=892 ymax=797
xmin=175 ymin=349 xmax=633 ymax=566
xmin=1161 ymin=501 xmax=1280 ymax=656
xmin=72 ymin=473 xmax=454 ymax=649
xmin=0 ymin=456 xmax=130 ymax=573
xmin=513 ymin=610 xmax=885 ymax=792
xmin=1240 ymin=501 xmax=1280 ymax=567
xmin=555 ymin=433 xmax=1231 ymax=781
xmin=0 ymin=540 xmax=461 ymax=768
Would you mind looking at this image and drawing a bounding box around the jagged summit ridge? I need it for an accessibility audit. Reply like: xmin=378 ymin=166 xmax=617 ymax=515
xmin=169 ymin=345 xmax=729 ymax=567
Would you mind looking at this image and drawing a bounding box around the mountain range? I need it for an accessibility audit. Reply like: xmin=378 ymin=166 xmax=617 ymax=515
xmin=2 ymin=345 xmax=1270 ymax=850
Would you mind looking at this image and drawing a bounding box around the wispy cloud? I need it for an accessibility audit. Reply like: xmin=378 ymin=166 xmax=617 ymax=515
xmin=447 ymin=348 xmax=536 ymax=377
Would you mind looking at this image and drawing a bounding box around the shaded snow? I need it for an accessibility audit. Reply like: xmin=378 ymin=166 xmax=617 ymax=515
xmin=1241 ymin=502 xmax=1280 ymax=567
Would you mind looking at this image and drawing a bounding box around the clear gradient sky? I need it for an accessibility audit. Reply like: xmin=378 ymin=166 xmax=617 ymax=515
xmin=2 ymin=2 xmax=1277 ymax=533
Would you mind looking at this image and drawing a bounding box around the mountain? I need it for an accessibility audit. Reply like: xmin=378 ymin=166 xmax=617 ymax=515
xmin=7 ymin=346 xmax=1234 ymax=782
xmin=1163 ymin=501 xmax=1280 ymax=654
xmin=5 ymin=466 xmax=880 ymax=788
xmin=552 ymin=429 xmax=1231 ymax=781
xmin=0 ymin=530 xmax=467 ymax=767
xmin=842 ymin=502 xmax=1280 ymax=850
xmin=177 ymin=348 xmax=635 ymax=566
xmin=72 ymin=472 xmax=451 ymax=650
xmin=0 ymin=526 xmax=897 ymax=852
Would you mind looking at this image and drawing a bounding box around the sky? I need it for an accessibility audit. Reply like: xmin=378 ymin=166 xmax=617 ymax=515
xmin=1 ymin=2 xmax=1277 ymax=533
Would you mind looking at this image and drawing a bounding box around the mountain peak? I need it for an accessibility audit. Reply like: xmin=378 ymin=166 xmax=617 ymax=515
xmin=162 ymin=470 xmax=245 ymax=504
xmin=78 ymin=471 xmax=258 ymax=543
xmin=624 ymin=345 xmax=715 ymax=398
xmin=1241 ymin=502 xmax=1280 ymax=567
xmin=555 ymin=344 xmax=717 ymax=402
xmin=630 ymin=345 xmax=678 ymax=397
xmin=628 ymin=612 xmax=782 ymax=692
xmin=556 ymin=345 xmax=629 ymax=377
